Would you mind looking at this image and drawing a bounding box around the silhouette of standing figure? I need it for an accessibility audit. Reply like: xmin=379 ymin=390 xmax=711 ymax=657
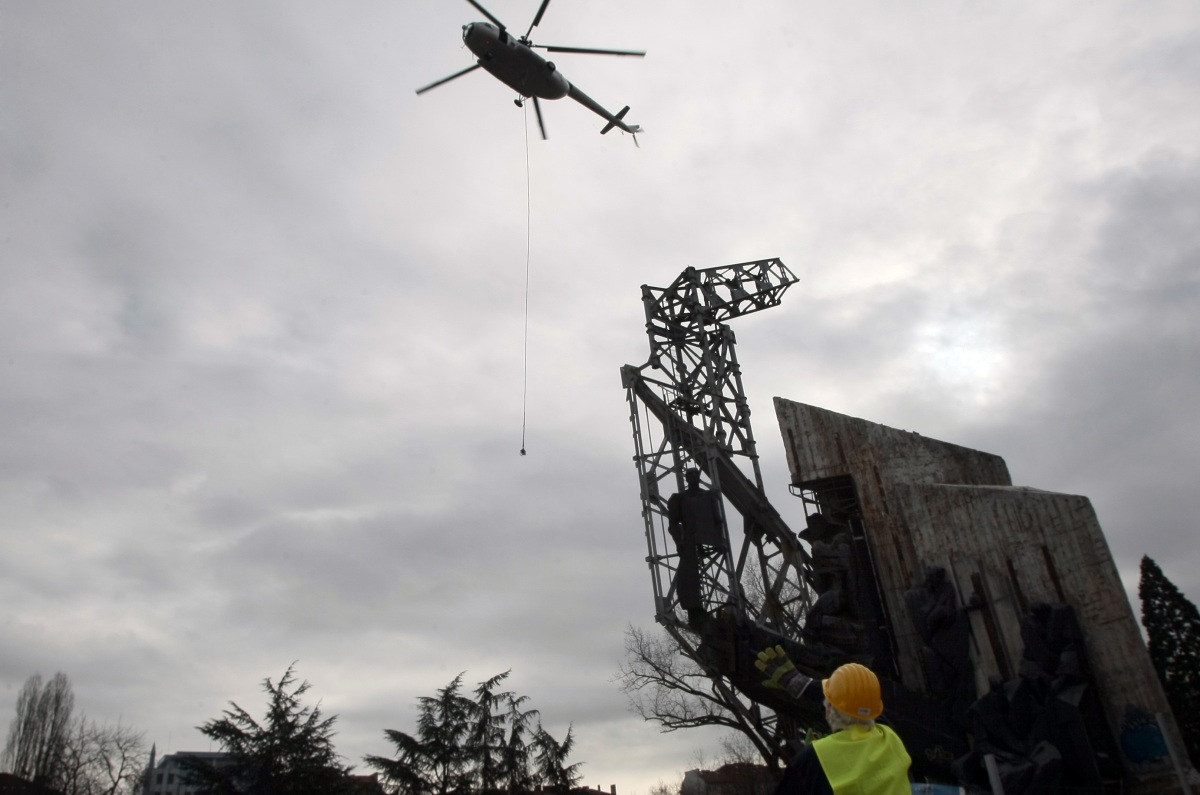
xmin=667 ymin=468 xmax=723 ymax=626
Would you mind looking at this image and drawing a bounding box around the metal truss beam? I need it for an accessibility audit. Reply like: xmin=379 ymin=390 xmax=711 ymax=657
xmin=622 ymin=258 xmax=814 ymax=640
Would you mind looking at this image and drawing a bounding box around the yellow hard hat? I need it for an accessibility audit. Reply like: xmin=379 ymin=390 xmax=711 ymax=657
xmin=822 ymin=663 xmax=883 ymax=720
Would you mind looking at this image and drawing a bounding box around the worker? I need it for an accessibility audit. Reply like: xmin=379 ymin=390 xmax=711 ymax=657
xmin=666 ymin=468 xmax=724 ymax=626
xmin=757 ymin=647 xmax=911 ymax=795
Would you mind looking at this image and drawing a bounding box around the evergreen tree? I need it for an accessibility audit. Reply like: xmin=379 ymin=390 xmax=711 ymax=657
xmin=183 ymin=663 xmax=352 ymax=795
xmin=1139 ymin=555 xmax=1200 ymax=762
xmin=365 ymin=673 xmax=476 ymax=795
xmin=366 ymin=672 xmax=580 ymax=795
xmin=532 ymin=725 xmax=581 ymax=794
xmin=467 ymin=672 xmax=511 ymax=792
xmin=499 ymin=695 xmax=539 ymax=794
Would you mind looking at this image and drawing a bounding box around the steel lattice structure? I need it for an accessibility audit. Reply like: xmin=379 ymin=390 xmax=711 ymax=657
xmin=621 ymin=258 xmax=815 ymax=644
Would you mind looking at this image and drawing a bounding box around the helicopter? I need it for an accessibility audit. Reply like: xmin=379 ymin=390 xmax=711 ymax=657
xmin=417 ymin=0 xmax=645 ymax=143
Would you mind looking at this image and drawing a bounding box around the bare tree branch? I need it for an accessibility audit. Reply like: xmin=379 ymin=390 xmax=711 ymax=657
xmin=614 ymin=625 xmax=793 ymax=769
xmin=4 ymin=675 xmax=146 ymax=795
xmin=2 ymin=672 xmax=76 ymax=788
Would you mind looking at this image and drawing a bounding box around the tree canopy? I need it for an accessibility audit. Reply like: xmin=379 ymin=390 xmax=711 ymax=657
xmin=1139 ymin=555 xmax=1200 ymax=762
xmin=183 ymin=663 xmax=352 ymax=795
xmin=2 ymin=672 xmax=147 ymax=795
xmin=365 ymin=671 xmax=581 ymax=795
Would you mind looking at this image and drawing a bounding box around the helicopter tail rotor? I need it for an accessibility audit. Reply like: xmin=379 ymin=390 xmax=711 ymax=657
xmin=600 ymin=106 xmax=641 ymax=146
xmin=601 ymin=105 xmax=633 ymax=134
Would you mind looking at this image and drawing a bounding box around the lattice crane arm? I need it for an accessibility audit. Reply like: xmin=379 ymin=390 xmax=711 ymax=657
xmin=621 ymin=258 xmax=972 ymax=780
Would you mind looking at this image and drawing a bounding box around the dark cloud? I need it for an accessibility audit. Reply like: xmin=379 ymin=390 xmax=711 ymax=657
xmin=2 ymin=2 xmax=1199 ymax=793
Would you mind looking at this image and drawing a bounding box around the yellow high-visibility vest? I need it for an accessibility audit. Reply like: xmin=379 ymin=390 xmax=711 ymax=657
xmin=812 ymin=724 xmax=911 ymax=795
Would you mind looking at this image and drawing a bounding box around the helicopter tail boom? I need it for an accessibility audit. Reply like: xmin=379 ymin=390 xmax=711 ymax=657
xmin=600 ymin=106 xmax=636 ymax=134
xmin=567 ymin=84 xmax=641 ymax=140
xmin=601 ymin=107 xmax=640 ymax=147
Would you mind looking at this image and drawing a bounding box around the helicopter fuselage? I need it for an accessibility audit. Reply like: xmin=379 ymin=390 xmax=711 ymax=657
xmin=463 ymin=22 xmax=570 ymax=100
xmin=415 ymin=2 xmax=641 ymax=142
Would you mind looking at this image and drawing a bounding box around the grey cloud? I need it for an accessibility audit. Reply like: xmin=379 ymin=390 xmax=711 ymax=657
xmin=3 ymin=3 xmax=1200 ymax=793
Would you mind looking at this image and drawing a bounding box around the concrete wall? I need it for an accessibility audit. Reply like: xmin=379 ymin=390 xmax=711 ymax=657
xmin=774 ymin=397 xmax=1192 ymax=790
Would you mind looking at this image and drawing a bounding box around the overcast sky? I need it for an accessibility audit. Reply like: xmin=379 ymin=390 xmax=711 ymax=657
xmin=2 ymin=0 xmax=1198 ymax=791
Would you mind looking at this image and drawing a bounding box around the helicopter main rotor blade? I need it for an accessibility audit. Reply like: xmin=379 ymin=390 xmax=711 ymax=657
xmin=524 ymin=0 xmax=552 ymax=39
xmin=535 ymin=44 xmax=646 ymax=57
xmin=532 ymin=96 xmax=548 ymax=140
xmin=415 ymin=63 xmax=482 ymax=95
xmin=464 ymin=0 xmax=506 ymax=29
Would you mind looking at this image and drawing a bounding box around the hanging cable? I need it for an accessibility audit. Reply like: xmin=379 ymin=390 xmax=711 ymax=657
xmin=519 ymin=101 xmax=532 ymax=456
